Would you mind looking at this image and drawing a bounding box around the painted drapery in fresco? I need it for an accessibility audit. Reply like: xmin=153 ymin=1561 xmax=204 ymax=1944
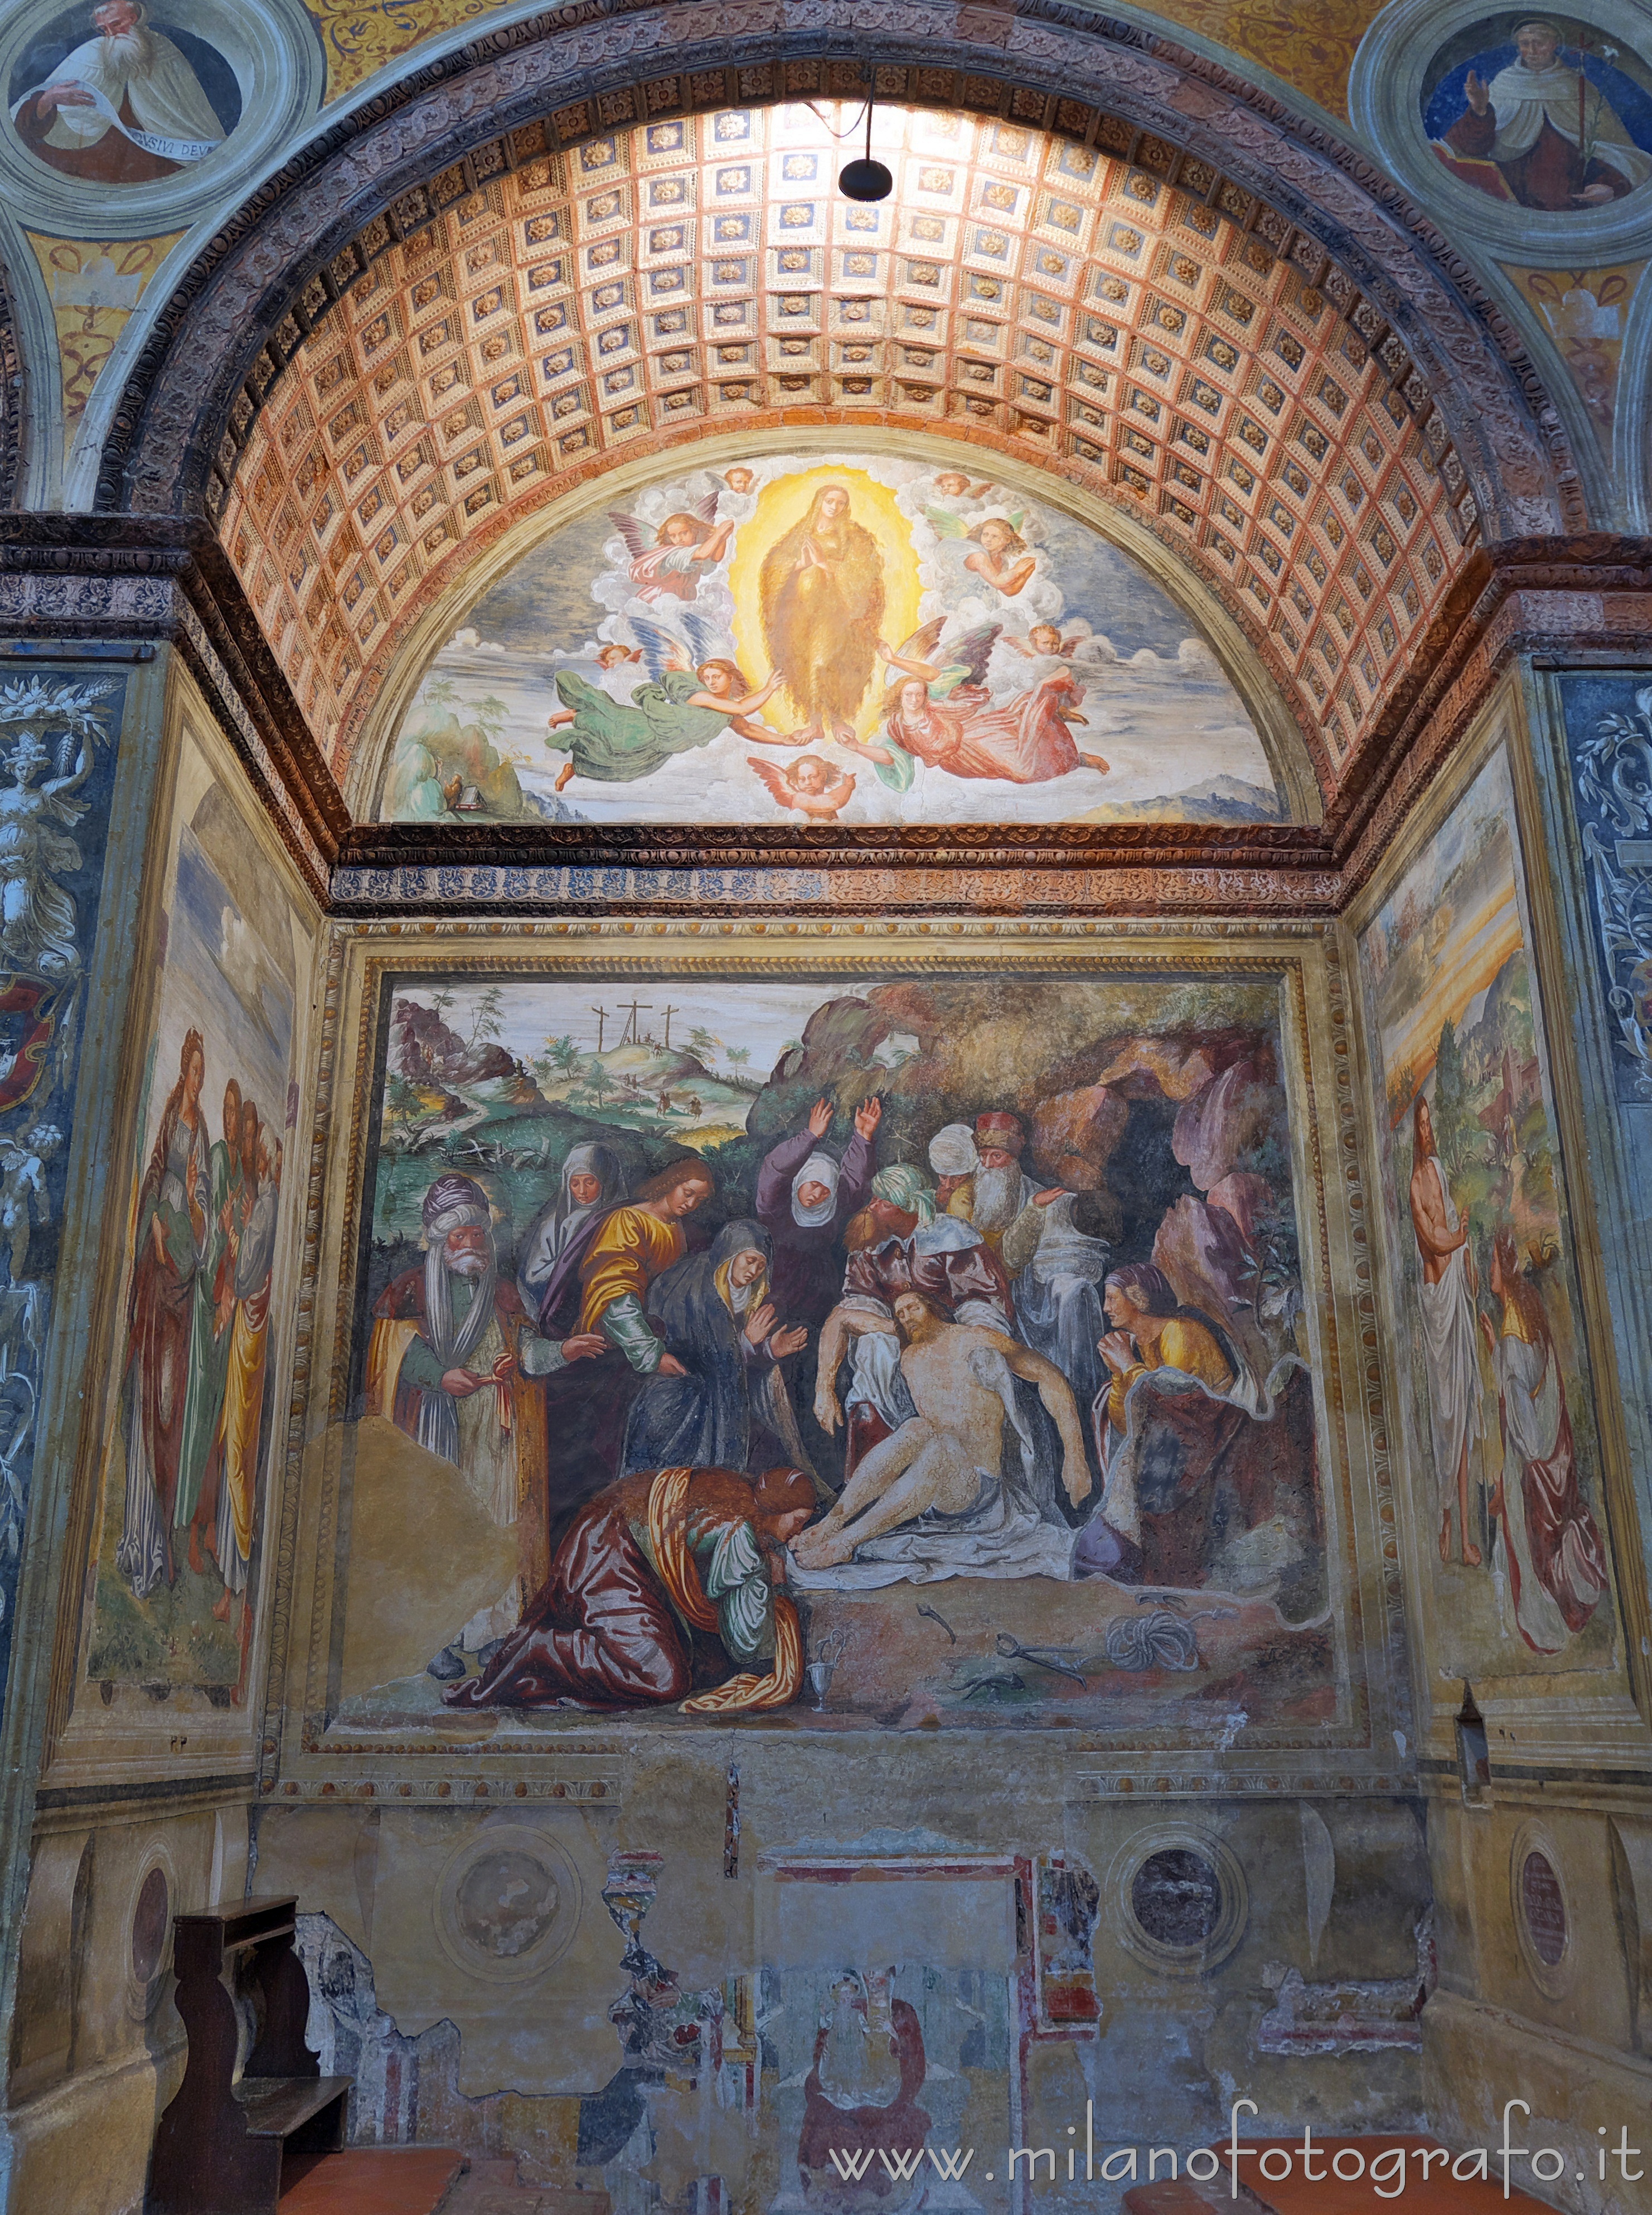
xmin=85 ymin=731 xmax=307 ymax=1704
xmin=1357 ymin=745 xmax=1616 ymax=1675
xmin=339 ymin=969 xmax=1332 ymax=1729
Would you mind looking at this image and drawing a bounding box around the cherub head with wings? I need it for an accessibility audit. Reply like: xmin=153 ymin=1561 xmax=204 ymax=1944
xmin=748 ymin=752 xmax=855 ymax=820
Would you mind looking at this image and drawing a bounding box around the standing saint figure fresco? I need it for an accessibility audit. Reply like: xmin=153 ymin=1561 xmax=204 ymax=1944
xmin=118 ymin=1028 xmax=209 ymax=1599
xmin=176 ymin=1077 xmax=241 ymax=1576
xmin=1436 ymin=18 xmax=1652 ymax=206
xmin=1408 ymin=1095 xmax=1484 ymax=1568
xmin=1479 ymin=1226 xmax=1609 ymax=1651
xmin=760 ymin=485 xmax=886 ymax=745
xmin=210 ymin=1117 xmax=277 ymax=1626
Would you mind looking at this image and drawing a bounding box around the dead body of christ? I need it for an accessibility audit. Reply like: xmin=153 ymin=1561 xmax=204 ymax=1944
xmin=793 ymin=1290 xmax=1091 ymax=1569
xmin=1408 ymin=1095 xmax=1484 ymax=1568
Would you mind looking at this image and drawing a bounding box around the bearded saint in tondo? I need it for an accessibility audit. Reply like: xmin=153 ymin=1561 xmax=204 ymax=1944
xmin=759 ymin=484 xmax=885 ymax=745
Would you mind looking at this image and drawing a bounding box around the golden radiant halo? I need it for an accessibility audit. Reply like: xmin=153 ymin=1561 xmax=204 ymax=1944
xmin=727 ymin=463 xmax=925 ymax=739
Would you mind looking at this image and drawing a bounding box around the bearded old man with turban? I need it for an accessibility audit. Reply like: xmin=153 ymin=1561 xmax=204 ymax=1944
xmin=367 ymin=1172 xmax=574 ymax=1677
xmin=755 ymin=1094 xmax=881 ymax=1324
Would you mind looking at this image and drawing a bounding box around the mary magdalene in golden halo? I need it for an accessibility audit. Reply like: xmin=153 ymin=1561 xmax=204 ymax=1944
xmin=758 ymin=483 xmax=885 ymax=744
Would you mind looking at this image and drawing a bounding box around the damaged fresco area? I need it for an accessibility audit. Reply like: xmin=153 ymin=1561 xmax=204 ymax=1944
xmin=327 ymin=969 xmax=1336 ymax=1737
xmin=285 ymin=1811 xmax=1433 ymax=2215
xmin=299 ymin=1844 xmax=1031 ymax=2215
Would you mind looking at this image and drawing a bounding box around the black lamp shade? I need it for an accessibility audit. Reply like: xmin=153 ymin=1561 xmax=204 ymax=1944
xmin=839 ymin=156 xmax=893 ymax=202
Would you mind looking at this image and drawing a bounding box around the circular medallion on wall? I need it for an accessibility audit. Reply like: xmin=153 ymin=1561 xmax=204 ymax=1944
xmin=124 ymin=1842 xmax=177 ymax=2018
xmin=1509 ymin=1820 xmax=1573 ymax=1997
xmin=1352 ymin=0 xmax=1652 ymax=257
xmin=434 ymin=1824 xmax=582 ymax=1985
xmin=1106 ymin=1826 xmax=1248 ymax=1976
xmin=0 ymin=0 xmax=321 ymax=239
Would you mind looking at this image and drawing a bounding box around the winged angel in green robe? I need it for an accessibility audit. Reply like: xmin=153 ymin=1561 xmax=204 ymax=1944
xmin=546 ymin=612 xmax=789 ymax=790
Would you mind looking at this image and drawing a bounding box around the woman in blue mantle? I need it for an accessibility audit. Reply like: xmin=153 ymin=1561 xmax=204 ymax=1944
xmin=621 ymin=1220 xmax=813 ymax=1481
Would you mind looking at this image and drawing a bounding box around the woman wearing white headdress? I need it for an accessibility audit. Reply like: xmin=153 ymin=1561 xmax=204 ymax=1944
xmin=755 ymin=1093 xmax=881 ymax=1325
xmin=1440 ymin=18 xmax=1651 ymax=208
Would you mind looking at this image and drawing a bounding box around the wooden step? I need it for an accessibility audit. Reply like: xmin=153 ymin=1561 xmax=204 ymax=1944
xmin=277 ymin=2149 xmax=468 ymax=2214
xmin=233 ymin=2077 xmax=352 ymax=2139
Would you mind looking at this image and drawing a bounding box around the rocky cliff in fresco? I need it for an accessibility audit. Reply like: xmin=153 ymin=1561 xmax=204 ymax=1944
xmin=1358 ymin=745 xmax=1616 ymax=1675
xmin=338 ymin=970 xmax=1333 ymax=1730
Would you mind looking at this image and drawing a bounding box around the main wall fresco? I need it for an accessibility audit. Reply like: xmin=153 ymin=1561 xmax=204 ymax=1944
xmin=1356 ymin=741 xmax=1619 ymax=1679
xmin=316 ymin=958 xmax=1346 ymax=1735
xmin=380 ymin=451 xmax=1281 ymax=832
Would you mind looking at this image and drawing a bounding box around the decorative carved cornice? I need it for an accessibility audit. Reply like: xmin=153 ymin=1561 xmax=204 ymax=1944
xmin=0 ymin=514 xmax=346 ymax=898
xmin=2 ymin=517 xmax=1648 ymax=915
xmin=0 ymin=262 xmax=21 ymax=515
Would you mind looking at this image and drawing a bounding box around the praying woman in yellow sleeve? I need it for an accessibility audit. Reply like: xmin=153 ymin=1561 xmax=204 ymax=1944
xmin=1096 ymin=1261 xmax=1237 ymax=1438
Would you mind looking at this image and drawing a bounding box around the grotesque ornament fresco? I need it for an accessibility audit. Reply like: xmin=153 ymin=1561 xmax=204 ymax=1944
xmin=0 ymin=670 xmax=122 ymax=1719
xmin=381 ymin=450 xmax=1281 ymax=831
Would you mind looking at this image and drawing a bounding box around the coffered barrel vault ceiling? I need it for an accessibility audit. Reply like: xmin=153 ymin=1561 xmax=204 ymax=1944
xmin=215 ymin=93 xmax=1481 ymax=804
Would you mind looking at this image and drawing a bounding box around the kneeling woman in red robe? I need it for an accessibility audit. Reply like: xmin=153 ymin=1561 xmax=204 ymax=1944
xmin=445 ymin=1463 xmax=815 ymax=1714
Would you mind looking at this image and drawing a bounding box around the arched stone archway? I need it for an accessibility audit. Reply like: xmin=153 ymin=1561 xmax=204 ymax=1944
xmin=96 ymin=0 xmax=1578 ymax=547
xmin=81 ymin=12 xmax=1589 ymax=831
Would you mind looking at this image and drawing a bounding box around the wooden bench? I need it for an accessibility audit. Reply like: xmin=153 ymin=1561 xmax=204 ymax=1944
xmin=147 ymin=1896 xmax=463 ymax=2215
